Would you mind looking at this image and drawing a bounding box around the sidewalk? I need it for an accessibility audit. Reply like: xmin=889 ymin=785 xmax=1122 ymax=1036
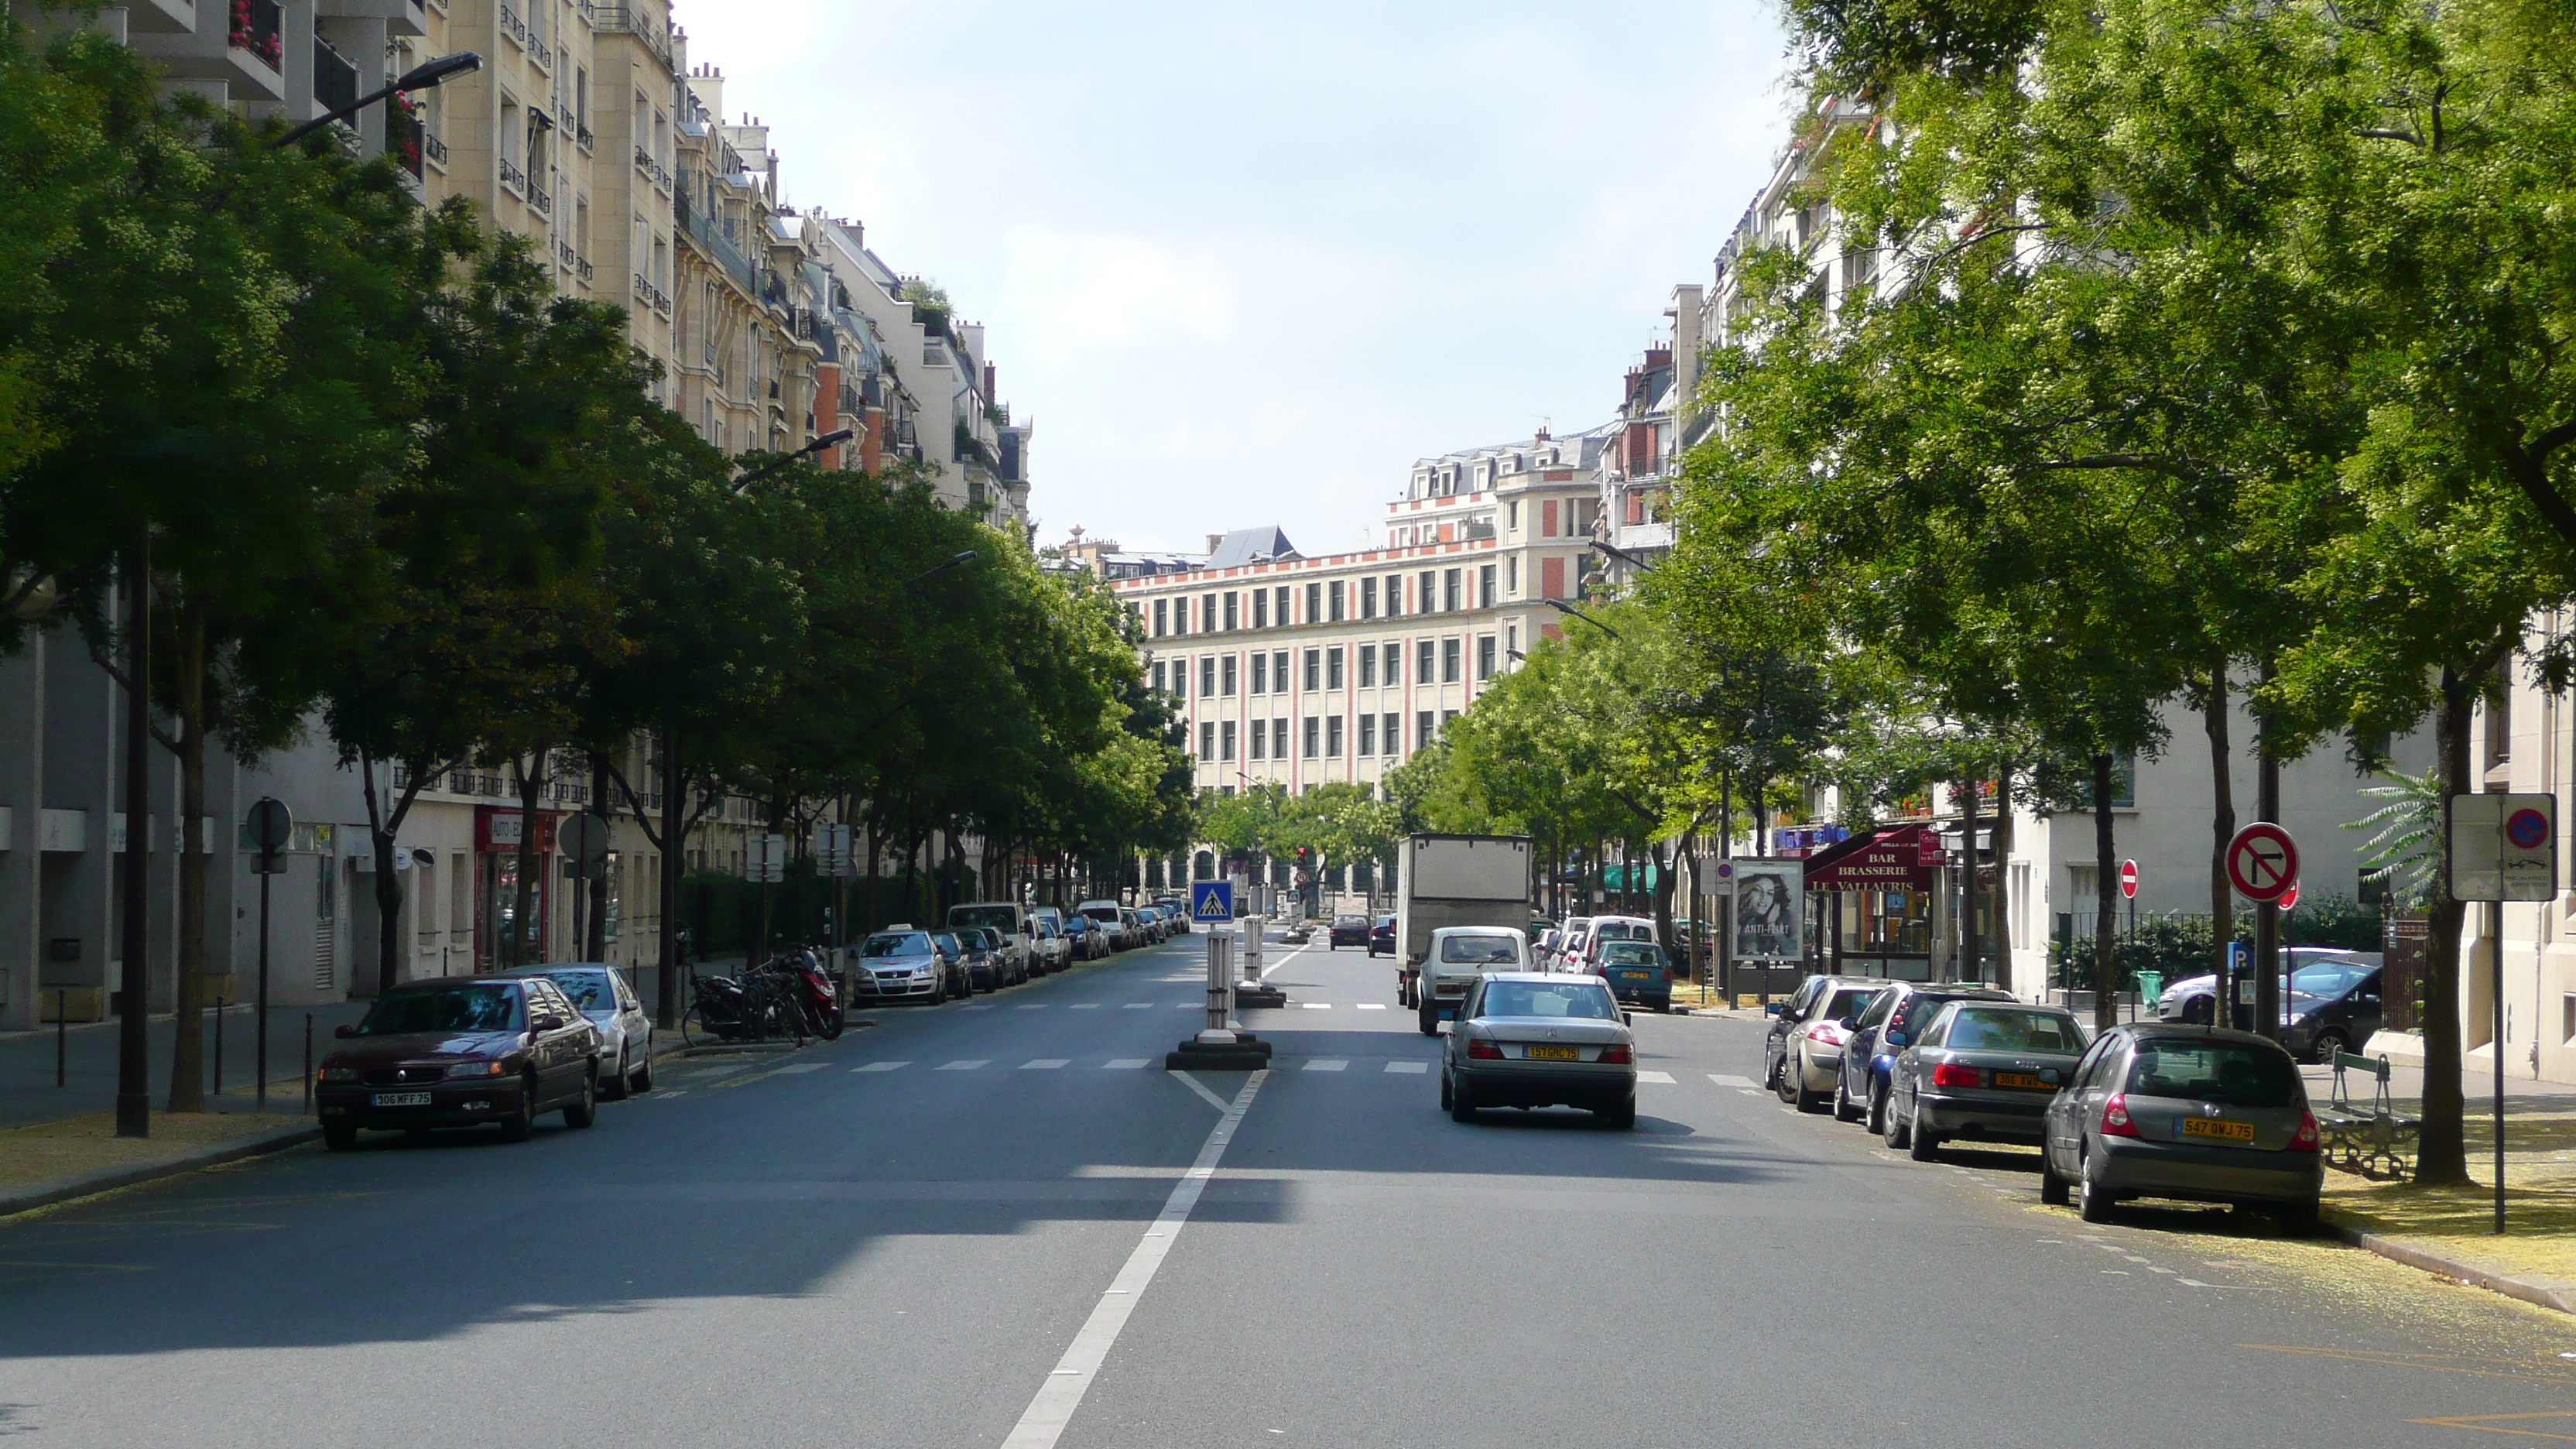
xmin=0 ymin=1000 xmax=371 ymax=1129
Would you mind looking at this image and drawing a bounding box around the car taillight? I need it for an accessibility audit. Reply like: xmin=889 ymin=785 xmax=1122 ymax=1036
xmin=1465 ymin=1038 xmax=1505 ymax=1060
xmin=2101 ymin=1093 xmax=2139 ymax=1137
xmin=2290 ymin=1110 xmax=2320 ymax=1153
xmin=1810 ymin=1022 xmax=1846 ymax=1047
xmin=1596 ymin=1044 xmax=1633 ymax=1064
xmin=1930 ymin=1062 xmax=1982 ymax=1088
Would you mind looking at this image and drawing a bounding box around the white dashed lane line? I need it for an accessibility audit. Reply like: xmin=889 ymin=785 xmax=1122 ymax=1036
xmin=774 ymin=1062 xmax=826 ymax=1075
xmin=1105 ymin=1059 xmax=1149 ymax=1070
xmin=1069 ymin=1004 xmax=1101 ymax=1010
xmin=1023 ymin=1059 xmax=1070 ymax=1070
xmin=1356 ymin=1003 xmax=1387 ymax=1011
xmin=1123 ymin=1004 xmax=1153 ymax=1009
xmin=937 ymin=1060 xmax=990 ymax=1071
xmin=1300 ymin=1002 xmax=1331 ymax=1010
xmin=1384 ymin=1062 xmax=1428 ymax=1074
xmin=1709 ymin=1073 xmax=1757 ymax=1088
xmin=1638 ymin=1070 xmax=1676 ymax=1084
xmin=1304 ymin=1060 xmax=1347 ymax=1072
xmin=854 ymin=1061 xmax=909 ymax=1072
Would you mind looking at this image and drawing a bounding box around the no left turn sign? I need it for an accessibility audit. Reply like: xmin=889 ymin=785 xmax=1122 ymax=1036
xmin=2226 ymin=822 xmax=2300 ymax=904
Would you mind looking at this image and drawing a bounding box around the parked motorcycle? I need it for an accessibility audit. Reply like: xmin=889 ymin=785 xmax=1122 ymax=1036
xmin=759 ymin=947 xmax=844 ymax=1040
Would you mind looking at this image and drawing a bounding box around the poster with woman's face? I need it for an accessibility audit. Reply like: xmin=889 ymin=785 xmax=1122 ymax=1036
xmin=1733 ymin=862 xmax=1804 ymax=961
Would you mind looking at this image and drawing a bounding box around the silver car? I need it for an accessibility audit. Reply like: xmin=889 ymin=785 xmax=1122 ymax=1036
xmin=1440 ymin=972 xmax=1638 ymax=1129
xmin=2040 ymin=1023 xmax=2322 ymax=1228
xmin=504 ymin=964 xmax=653 ymax=1098
xmin=1882 ymin=1000 xmax=2088 ymax=1160
xmin=852 ymin=928 xmax=951 ymax=1005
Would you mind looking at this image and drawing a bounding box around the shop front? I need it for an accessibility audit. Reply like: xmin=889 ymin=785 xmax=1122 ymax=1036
xmin=474 ymin=806 xmax=560 ymax=972
xmin=1803 ymin=824 xmax=1941 ymax=980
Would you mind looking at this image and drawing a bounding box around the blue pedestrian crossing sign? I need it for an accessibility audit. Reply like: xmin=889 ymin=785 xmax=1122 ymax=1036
xmin=1192 ymin=881 xmax=1235 ymax=922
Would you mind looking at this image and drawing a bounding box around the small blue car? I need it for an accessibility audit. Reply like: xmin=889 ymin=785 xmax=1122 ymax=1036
xmin=1595 ymin=940 xmax=1675 ymax=1013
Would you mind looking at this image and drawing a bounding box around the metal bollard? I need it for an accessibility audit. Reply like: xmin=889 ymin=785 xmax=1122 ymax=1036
xmin=302 ymin=1014 xmax=313 ymax=1115
xmin=211 ymin=997 xmax=224 ymax=1098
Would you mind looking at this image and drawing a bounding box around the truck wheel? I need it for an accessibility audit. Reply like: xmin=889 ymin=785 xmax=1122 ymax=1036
xmin=1418 ymin=999 xmax=1439 ymax=1036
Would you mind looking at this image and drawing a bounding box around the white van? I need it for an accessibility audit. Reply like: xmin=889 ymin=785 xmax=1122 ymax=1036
xmin=1416 ymin=926 xmax=1531 ymax=1035
xmin=948 ymin=903 xmax=1033 ymax=978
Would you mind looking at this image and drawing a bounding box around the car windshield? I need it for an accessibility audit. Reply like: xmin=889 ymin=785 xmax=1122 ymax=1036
xmin=358 ymin=984 xmax=519 ymax=1035
xmin=1601 ymin=942 xmax=1666 ymax=968
xmin=1479 ymin=981 xmax=1619 ymax=1020
xmin=953 ymin=907 xmax=1017 ymax=932
xmin=2126 ymin=1040 xmax=2302 ymax=1108
xmin=540 ymin=971 xmax=618 ymax=1012
xmin=1821 ymin=987 xmax=1879 ymax=1021
xmin=931 ymin=933 xmax=961 ymax=956
xmin=1082 ymin=909 xmax=1118 ymax=923
xmin=1334 ymin=915 xmax=1365 ymax=925
xmin=1595 ymin=921 xmax=1651 ymax=941
xmin=1439 ymin=934 xmax=1519 ymax=964
xmin=2288 ymin=961 xmax=2372 ymax=999
xmin=865 ymin=932 xmax=931 ymax=957
xmin=1942 ymin=1009 xmax=2083 ymax=1052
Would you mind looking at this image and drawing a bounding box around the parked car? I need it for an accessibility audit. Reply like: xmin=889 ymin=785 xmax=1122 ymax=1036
xmin=2156 ymin=947 xmax=2379 ymax=1029
xmin=948 ymin=902 xmax=1032 ymax=981
xmin=1143 ymin=906 xmax=1172 ymax=940
xmin=1578 ymin=915 xmax=1656 ymax=971
xmin=1118 ymin=907 xmax=1145 ymax=947
xmin=1882 ymin=1000 xmax=2090 ymax=1160
xmin=1834 ymin=981 xmax=2016 ymax=1132
xmin=851 ymin=927 xmax=951 ymax=1005
xmin=1058 ymin=913 xmax=1103 ymax=961
xmin=982 ymin=927 xmax=1028 ymax=985
xmin=317 ymin=975 xmax=601 ymax=1149
xmin=1328 ymin=913 xmax=1372 ymax=950
xmin=1075 ymin=899 xmax=1125 ymax=950
xmin=1764 ymin=975 xmax=1883 ymax=1105
xmin=1553 ymin=917 xmax=1595 ymax=971
xmin=928 ymin=931 xmax=975 ymax=996
xmin=1368 ymin=914 xmax=1396 ymax=957
xmin=2039 ymin=1023 xmax=2321 ymax=1227
xmin=1594 ymin=939 xmax=1674 ymax=1012
xmin=502 ymin=964 xmax=654 ymax=1098
xmin=1440 ymin=972 xmax=1638 ymax=1128
xmin=1029 ymin=917 xmax=1073 ymax=975
xmin=1163 ymin=901 xmax=1192 ymax=934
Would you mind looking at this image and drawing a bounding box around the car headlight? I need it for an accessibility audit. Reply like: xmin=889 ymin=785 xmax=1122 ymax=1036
xmin=444 ymin=1060 xmax=505 ymax=1077
xmin=318 ymin=1066 xmax=359 ymax=1084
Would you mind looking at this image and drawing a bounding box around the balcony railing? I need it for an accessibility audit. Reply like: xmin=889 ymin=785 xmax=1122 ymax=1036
xmin=592 ymin=5 xmax=675 ymax=72
xmin=498 ymin=156 xmax=526 ymax=195
xmin=393 ymin=105 xmax=426 ymax=179
xmin=527 ymin=180 xmax=552 ymax=214
xmin=575 ymin=123 xmax=594 ymax=153
xmin=633 ymin=273 xmax=671 ymax=315
xmin=424 ymin=131 xmax=448 ymax=167
xmin=312 ymin=35 xmax=359 ymax=118
xmin=633 ymin=145 xmax=672 ymax=192
xmin=497 ymin=2 xmax=527 ymax=47
xmin=528 ymin=33 xmax=553 ymax=70
xmin=228 ymin=0 xmax=283 ymax=70
xmin=575 ymin=255 xmax=594 ymax=283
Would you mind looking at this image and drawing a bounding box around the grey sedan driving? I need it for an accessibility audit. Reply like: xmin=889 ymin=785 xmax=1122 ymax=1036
xmin=1883 ymin=1001 xmax=2088 ymax=1161
xmin=1440 ymin=972 xmax=1637 ymax=1129
xmin=2041 ymin=1023 xmax=2322 ymax=1227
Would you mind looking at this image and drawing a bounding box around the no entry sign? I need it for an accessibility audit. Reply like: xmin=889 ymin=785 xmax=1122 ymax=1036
xmin=2227 ymin=822 xmax=2300 ymax=904
xmin=2451 ymin=793 xmax=2557 ymax=903
xmin=2119 ymin=860 xmax=2139 ymax=899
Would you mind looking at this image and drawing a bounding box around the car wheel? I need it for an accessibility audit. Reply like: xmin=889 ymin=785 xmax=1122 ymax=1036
xmin=1418 ymin=1000 xmax=1439 ymax=1036
xmin=1448 ymin=1075 xmax=1477 ymax=1123
xmin=2276 ymin=1197 xmax=2320 ymax=1233
xmin=2309 ymin=1030 xmax=2346 ymax=1065
xmin=1883 ymin=1088 xmax=1912 ymax=1149
xmin=1439 ymin=1070 xmax=1454 ymax=1111
xmin=603 ymin=1048 xmax=632 ymax=1101
xmin=630 ymin=1053 xmax=654 ymax=1094
xmin=324 ymin=1123 xmax=358 ymax=1152
xmin=2077 ymin=1153 xmax=2116 ymax=1224
xmin=1773 ymin=1054 xmax=1798 ymax=1103
xmin=1907 ymin=1101 xmax=1941 ymax=1160
xmin=564 ymin=1069 xmax=598 ymax=1129
xmin=1865 ymin=1082 xmax=1888 ymax=1136
xmin=501 ymin=1083 xmax=536 ymax=1142
xmin=1793 ymin=1058 xmax=1826 ymax=1114
xmin=1597 ymin=1094 xmax=1636 ymax=1130
xmin=1832 ymin=1077 xmax=1862 ymax=1123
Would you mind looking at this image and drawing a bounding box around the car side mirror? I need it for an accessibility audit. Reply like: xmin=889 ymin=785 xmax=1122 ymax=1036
xmin=533 ymin=1014 xmax=566 ymax=1033
xmin=334 ymin=1024 xmax=355 ymax=1039
xmin=1885 ymin=1031 xmax=1906 ymax=1046
xmin=1763 ymin=1002 xmax=1786 ymax=1017
xmin=1622 ymin=1012 xmax=1635 ymax=1027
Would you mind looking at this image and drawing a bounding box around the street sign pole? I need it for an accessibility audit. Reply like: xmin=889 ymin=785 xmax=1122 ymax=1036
xmin=2226 ymin=823 xmax=2302 ymax=1036
xmin=1167 ymin=880 xmax=1268 ymax=1069
xmin=2446 ymin=792 xmax=2556 ymax=1235
xmin=245 ymin=798 xmax=293 ymax=1113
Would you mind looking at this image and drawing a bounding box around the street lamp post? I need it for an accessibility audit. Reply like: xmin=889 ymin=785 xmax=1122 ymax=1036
xmin=1543 ymin=598 xmax=1622 ymax=640
xmin=272 ymin=53 xmax=484 ymax=150
xmin=731 ymin=429 xmax=855 ymax=495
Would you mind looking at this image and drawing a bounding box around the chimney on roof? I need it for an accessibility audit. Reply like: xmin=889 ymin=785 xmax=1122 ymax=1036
xmin=1206 ymin=533 xmax=1222 ymax=553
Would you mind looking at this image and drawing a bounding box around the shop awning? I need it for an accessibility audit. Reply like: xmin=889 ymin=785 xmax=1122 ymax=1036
xmin=1800 ymin=824 xmax=1937 ymax=892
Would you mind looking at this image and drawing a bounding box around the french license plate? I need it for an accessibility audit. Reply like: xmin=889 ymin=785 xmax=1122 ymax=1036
xmin=1992 ymin=1071 xmax=2055 ymax=1091
xmin=371 ymin=1091 xmax=433 ymax=1108
xmin=1610 ymin=969 xmax=1651 ymax=981
xmin=2180 ymin=1117 xmax=2256 ymax=1142
xmin=1525 ymin=1044 xmax=1581 ymax=1061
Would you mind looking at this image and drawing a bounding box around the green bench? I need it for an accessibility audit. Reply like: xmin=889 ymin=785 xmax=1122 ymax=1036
xmin=2317 ymin=1050 xmax=2417 ymax=1182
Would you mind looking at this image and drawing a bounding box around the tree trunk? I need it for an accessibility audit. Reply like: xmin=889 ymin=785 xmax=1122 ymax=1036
xmin=1651 ymin=838 xmax=1673 ymax=951
xmin=587 ymin=750 xmax=611 ymax=959
xmin=2092 ymin=752 xmax=2119 ymax=1033
xmin=2418 ymin=666 xmax=2475 ymax=1186
xmin=1992 ymin=761 xmax=2016 ymax=996
xmin=2206 ymin=663 xmax=2237 ymax=1026
xmin=655 ymin=724 xmax=683 ymax=1029
xmin=1959 ymin=772 xmax=1982 ymax=986
xmin=511 ymin=752 xmax=547 ymax=968
xmin=2254 ymin=662 xmax=2283 ymax=1040
xmin=166 ymin=608 xmax=210 ymax=1112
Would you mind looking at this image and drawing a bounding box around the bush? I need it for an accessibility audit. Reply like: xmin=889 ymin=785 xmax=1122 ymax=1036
xmin=2045 ymin=894 xmax=2384 ymax=991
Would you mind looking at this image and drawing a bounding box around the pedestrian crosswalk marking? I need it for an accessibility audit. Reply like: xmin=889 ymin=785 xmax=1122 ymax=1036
xmin=775 ymin=1062 xmax=826 ymax=1074
xmin=1305 ymin=1059 xmax=1347 ymax=1071
xmin=1023 ymin=1059 xmax=1070 ymax=1070
xmin=1638 ymin=1070 xmax=1675 ymax=1084
xmin=1708 ymin=1073 xmax=1756 ymax=1088
xmin=1384 ymin=1061 xmax=1428 ymax=1074
xmin=937 ymin=1060 xmax=989 ymax=1070
xmin=1105 ymin=1058 xmax=1149 ymax=1069
xmin=855 ymin=1061 xmax=909 ymax=1073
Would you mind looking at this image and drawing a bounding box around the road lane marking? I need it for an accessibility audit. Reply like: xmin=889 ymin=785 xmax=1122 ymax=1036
xmin=1171 ymin=1072 xmax=1234 ymax=1112
xmin=961 ymin=1005 xmax=993 ymax=1012
xmin=1709 ymin=1073 xmax=1756 ymax=1088
xmin=1384 ymin=1062 xmax=1428 ymax=1074
xmin=1305 ymin=1060 xmax=1347 ymax=1071
xmin=1002 ymin=1069 xmax=1267 ymax=1449
xmin=1356 ymin=1003 xmax=1387 ymax=1011
xmin=1301 ymin=1002 xmax=1331 ymax=1009
xmin=1124 ymin=1003 xmax=1153 ymax=1009
xmin=1023 ymin=1059 xmax=1070 ymax=1070
xmin=1016 ymin=1005 xmax=1050 ymax=1011
xmin=1105 ymin=1059 xmax=1149 ymax=1069
xmin=854 ymin=1061 xmax=909 ymax=1073
xmin=774 ymin=1062 xmax=825 ymax=1074
xmin=937 ymin=1060 xmax=989 ymax=1070
xmin=1070 ymin=1004 xmax=1101 ymax=1010
xmin=1638 ymin=1070 xmax=1676 ymax=1084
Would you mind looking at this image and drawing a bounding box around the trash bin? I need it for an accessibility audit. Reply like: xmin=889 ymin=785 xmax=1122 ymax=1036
xmin=2133 ymin=971 xmax=2163 ymax=1020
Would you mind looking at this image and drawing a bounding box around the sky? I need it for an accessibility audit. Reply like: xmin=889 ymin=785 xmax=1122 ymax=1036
xmin=677 ymin=2 xmax=1797 ymax=558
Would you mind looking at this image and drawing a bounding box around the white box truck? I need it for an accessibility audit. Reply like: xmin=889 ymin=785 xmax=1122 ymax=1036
xmin=1395 ymin=833 xmax=1531 ymax=1028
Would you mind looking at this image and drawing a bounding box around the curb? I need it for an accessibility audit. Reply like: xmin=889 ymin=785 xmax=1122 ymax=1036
xmin=0 ymin=1120 xmax=323 ymax=1221
xmin=2328 ymin=1218 xmax=2576 ymax=1315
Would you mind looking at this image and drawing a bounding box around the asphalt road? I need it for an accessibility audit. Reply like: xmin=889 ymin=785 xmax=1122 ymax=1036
xmin=2 ymin=930 xmax=2571 ymax=1447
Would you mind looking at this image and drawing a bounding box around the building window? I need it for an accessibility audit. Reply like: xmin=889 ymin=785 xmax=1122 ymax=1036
xmin=1384 ymin=642 xmax=1402 ymax=686
xmin=1383 ymin=712 xmax=1400 ymax=756
xmin=1200 ymin=656 xmax=1216 ymax=697
xmin=1441 ymin=638 xmax=1461 ymax=683
xmin=1173 ymin=596 xmax=1189 ymax=635
xmin=1224 ymin=591 xmax=1239 ymax=631
xmin=1221 ymin=655 xmax=1238 ymax=696
xmin=1477 ymin=635 xmax=1495 ymax=680
xmin=1305 ymin=582 xmax=1322 ymax=623
xmin=1361 ymin=577 xmax=1379 ymax=619
xmin=1253 ymin=590 xmax=1269 ymax=629
xmin=1417 ymin=639 xmax=1435 ymax=684
xmin=1444 ymin=569 xmax=1462 ymax=611
xmin=1202 ymin=592 xmax=1218 ymax=632
xmin=1418 ymin=570 xmax=1437 ymax=614
xmin=1303 ymin=649 xmax=1321 ymax=690
xmin=1506 ymin=557 xmax=1519 ymax=596
xmin=1358 ymin=644 xmax=1377 ymax=688
xmin=1250 ymin=719 xmax=1267 ymax=759
xmin=1251 ymin=653 xmax=1268 ymax=694
xmin=1303 ymin=718 xmax=1321 ymax=759
xmin=1220 ymin=721 xmax=1236 ymax=762
xmin=1326 ymin=647 xmax=1345 ymax=690
xmin=1326 ymin=716 xmax=1344 ymax=757
xmin=1273 ymin=650 xmax=1289 ymax=690
xmin=1152 ymin=596 xmax=1169 ymax=637
xmin=1274 ymin=587 xmax=1290 ymax=626
xmin=1329 ymin=581 xmax=1345 ymax=622
xmin=1506 ymin=623 xmax=1518 ymax=657
xmin=1478 ymin=564 xmax=1495 ymax=608
xmin=1151 ymin=661 xmax=1166 ymax=694
xmin=1384 ymin=575 xmax=1402 ymax=618
xmin=1417 ymin=711 xmax=1436 ymax=749
xmin=1200 ymin=721 xmax=1214 ymax=759
xmin=1358 ymin=714 xmax=1377 ymax=755
xmin=1443 ymin=708 xmax=1459 ymax=728
xmin=1508 ymin=500 xmax=1519 ymax=532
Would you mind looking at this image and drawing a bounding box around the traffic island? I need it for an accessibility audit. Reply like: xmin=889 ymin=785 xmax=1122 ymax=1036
xmin=1166 ymin=1031 xmax=1271 ymax=1072
xmin=1234 ymin=984 xmax=1288 ymax=1010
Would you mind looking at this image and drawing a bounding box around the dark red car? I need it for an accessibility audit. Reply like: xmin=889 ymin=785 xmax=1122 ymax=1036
xmin=315 ymin=975 xmax=604 ymax=1149
xmin=1328 ymin=913 xmax=1372 ymax=949
xmin=1367 ymin=915 xmax=1396 ymax=957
